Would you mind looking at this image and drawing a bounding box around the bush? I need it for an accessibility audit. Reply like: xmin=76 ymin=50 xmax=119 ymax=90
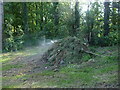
xmin=92 ymin=31 xmax=118 ymax=46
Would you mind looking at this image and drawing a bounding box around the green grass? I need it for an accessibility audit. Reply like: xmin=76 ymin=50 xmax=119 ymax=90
xmin=81 ymin=54 xmax=91 ymax=62
xmin=39 ymin=70 xmax=55 ymax=76
xmin=3 ymin=83 xmax=23 ymax=88
xmin=0 ymin=57 xmax=11 ymax=63
xmin=1 ymin=46 xmax=49 ymax=63
xmin=2 ymin=46 xmax=118 ymax=88
xmin=31 ymin=58 xmax=118 ymax=88
xmin=2 ymin=64 xmax=24 ymax=71
xmin=30 ymin=46 xmax=118 ymax=88
xmin=94 ymin=64 xmax=118 ymax=74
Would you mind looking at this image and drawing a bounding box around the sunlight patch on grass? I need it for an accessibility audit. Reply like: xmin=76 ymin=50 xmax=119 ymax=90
xmin=0 ymin=57 xmax=11 ymax=62
xmin=1 ymin=54 xmax=19 ymax=63
xmin=1 ymin=45 xmax=47 ymax=63
xmin=32 ymin=81 xmax=58 ymax=88
xmin=1 ymin=48 xmax=40 ymax=63
xmin=2 ymin=73 xmax=30 ymax=81
xmin=3 ymin=83 xmax=23 ymax=88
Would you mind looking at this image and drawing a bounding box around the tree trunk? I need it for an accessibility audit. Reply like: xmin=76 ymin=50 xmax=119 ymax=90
xmin=36 ymin=3 xmax=38 ymax=27
xmin=40 ymin=3 xmax=43 ymax=31
xmin=0 ymin=1 xmax=3 ymax=53
xmin=118 ymin=2 xmax=120 ymax=84
xmin=22 ymin=2 xmax=28 ymax=36
xmin=53 ymin=2 xmax=59 ymax=37
xmin=118 ymin=2 xmax=120 ymax=25
xmin=104 ymin=0 xmax=110 ymax=36
xmin=74 ymin=1 xmax=80 ymax=36
xmin=118 ymin=1 xmax=120 ymax=43
xmin=86 ymin=4 xmax=91 ymax=44
xmin=112 ymin=2 xmax=116 ymax=26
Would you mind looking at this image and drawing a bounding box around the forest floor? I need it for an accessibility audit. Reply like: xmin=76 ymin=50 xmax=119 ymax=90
xmin=1 ymin=44 xmax=119 ymax=88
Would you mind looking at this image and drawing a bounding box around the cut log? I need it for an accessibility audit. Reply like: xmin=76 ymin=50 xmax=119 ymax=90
xmin=83 ymin=50 xmax=100 ymax=57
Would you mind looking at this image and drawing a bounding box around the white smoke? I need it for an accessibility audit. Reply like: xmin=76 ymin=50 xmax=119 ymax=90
xmin=39 ymin=36 xmax=58 ymax=47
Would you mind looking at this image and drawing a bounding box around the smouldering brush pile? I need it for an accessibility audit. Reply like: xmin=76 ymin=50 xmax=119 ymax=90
xmin=41 ymin=36 xmax=97 ymax=66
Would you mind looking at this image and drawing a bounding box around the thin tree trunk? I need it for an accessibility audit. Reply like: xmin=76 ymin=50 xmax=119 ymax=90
xmin=0 ymin=1 xmax=3 ymax=53
xmin=53 ymin=2 xmax=59 ymax=37
xmin=0 ymin=0 xmax=3 ymax=86
xmin=75 ymin=0 xmax=80 ymax=36
xmin=40 ymin=3 xmax=43 ymax=31
xmin=70 ymin=9 xmax=75 ymax=37
xmin=118 ymin=1 xmax=120 ymax=44
xmin=112 ymin=2 xmax=116 ymax=26
xmin=104 ymin=0 xmax=110 ymax=36
xmin=23 ymin=2 xmax=28 ymax=35
xmin=118 ymin=2 xmax=120 ymax=25
xmin=118 ymin=1 xmax=120 ymax=85
xmin=86 ymin=4 xmax=91 ymax=44
xmin=36 ymin=3 xmax=38 ymax=27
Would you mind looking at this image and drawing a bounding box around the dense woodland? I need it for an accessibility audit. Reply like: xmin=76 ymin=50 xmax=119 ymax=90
xmin=1 ymin=1 xmax=120 ymax=52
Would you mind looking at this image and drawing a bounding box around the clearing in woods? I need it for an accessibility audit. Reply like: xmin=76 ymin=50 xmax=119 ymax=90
xmin=1 ymin=41 xmax=119 ymax=88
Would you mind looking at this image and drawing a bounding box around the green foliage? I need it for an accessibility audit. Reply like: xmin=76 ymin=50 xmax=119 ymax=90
xmin=3 ymin=3 xmax=24 ymax=52
xmin=81 ymin=54 xmax=91 ymax=62
xmin=3 ymin=1 xmax=119 ymax=52
xmin=83 ymin=1 xmax=118 ymax=46
xmin=93 ymin=32 xmax=118 ymax=46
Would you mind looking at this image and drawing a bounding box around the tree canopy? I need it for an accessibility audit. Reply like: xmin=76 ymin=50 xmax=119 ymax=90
xmin=2 ymin=1 xmax=119 ymax=52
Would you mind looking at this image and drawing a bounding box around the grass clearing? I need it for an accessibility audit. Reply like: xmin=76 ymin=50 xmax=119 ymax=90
xmin=2 ymin=46 xmax=118 ymax=88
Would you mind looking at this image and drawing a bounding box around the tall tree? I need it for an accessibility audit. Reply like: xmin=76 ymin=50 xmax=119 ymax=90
xmin=86 ymin=4 xmax=91 ymax=44
xmin=22 ymin=2 xmax=28 ymax=38
xmin=0 ymin=1 xmax=3 ymax=53
xmin=118 ymin=1 xmax=120 ymax=46
xmin=104 ymin=0 xmax=110 ymax=36
xmin=53 ymin=2 xmax=59 ymax=37
xmin=85 ymin=2 xmax=94 ymax=44
xmin=74 ymin=0 xmax=80 ymax=36
xmin=35 ymin=3 xmax=39 ymax=28
xmin=40 ymin=3 xmax=43 ymax=31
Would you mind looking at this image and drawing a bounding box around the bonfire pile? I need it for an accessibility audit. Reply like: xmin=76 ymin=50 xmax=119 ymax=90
xmin=41 ymin=36 xmax=97 ymax=66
